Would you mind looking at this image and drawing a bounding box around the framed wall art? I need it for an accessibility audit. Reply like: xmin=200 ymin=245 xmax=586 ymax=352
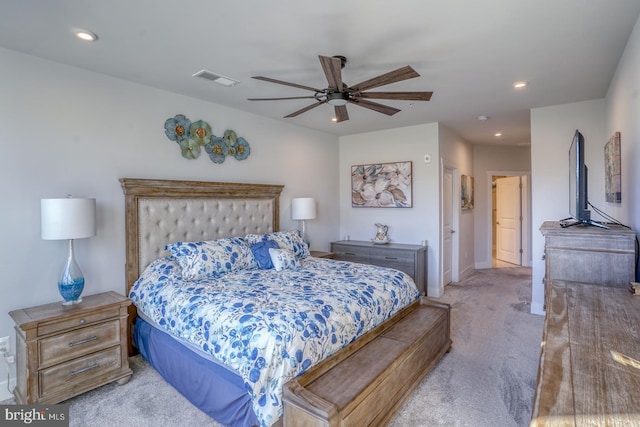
xmin=604 ymin=132 xmax=621 ymax=203
xmin=351 ymin=161 xmax=412 ymax=208
xmin=461 ymin=174 xmax=474 ymax=210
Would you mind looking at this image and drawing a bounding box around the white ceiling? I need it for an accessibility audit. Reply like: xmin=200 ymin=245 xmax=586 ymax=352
xmin=2 ymin=1 xmax=639 ymax=145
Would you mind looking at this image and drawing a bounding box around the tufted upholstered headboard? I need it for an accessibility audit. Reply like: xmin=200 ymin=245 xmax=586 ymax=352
xmin=120 ymin=178 xmax=284 ymax=353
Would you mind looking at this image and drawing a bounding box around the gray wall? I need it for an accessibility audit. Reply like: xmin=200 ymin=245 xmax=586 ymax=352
xmin=473 ymin=145 xmax=531 ymax=268
xmin=0 ymin=47 xmax=340 ymax=396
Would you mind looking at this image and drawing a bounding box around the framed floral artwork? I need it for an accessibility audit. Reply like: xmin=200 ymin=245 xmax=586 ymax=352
xmin=604 ymin=132 xmax=621 ymax=203
xmin=461 ymin=174 xmax=474 ymax=210
xmin=351 ymin=161 xmax=412 ymax=208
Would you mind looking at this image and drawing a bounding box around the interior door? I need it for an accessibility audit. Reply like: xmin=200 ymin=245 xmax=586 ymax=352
xmin=496 ymin=176 xmax=521 ymax=265
xmin=442 ymin=169 xmax=453 ymax=284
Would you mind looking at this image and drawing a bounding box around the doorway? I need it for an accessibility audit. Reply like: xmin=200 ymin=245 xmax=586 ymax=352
xmin=488 ymin=172 xmax=531 ymax=268
xmin=442 ymin=166 xmax=459 ymax=288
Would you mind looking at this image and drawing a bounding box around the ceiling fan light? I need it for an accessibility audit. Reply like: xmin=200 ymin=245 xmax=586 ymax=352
xmin=327 ymin=98 xmax=348 ymax=106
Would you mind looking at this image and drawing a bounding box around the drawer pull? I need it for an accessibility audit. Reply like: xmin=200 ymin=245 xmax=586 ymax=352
xmin=79 ymin=319 xmax=86 ymax=325
xmin=385 ymin=257 xmax=398 ymax=260
xmin=68 ymin=336 xmax=98 ymax=347
xmin=344 ymin=252 xmax=356 ymax=256
xmin=68 ymin=363 xmax=99 ymax=377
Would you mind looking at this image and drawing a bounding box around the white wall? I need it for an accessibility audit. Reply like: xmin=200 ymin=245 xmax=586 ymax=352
xmin=438 ymin=124 xmax=475 ymax=280
xmin=0 ymin=47 xmax=340 ymax=397
xmin=530 ymin=14 xmax=640 ymax=314
xmin=473 ymin=145 xmax=531 ymax=268
xmin=606 ymin=13 xmax=640 ymax=261
xmin=530 ymin=99 xmax=606 ymax=314
xmin=338 ymin=123 xmax=441 ymax=296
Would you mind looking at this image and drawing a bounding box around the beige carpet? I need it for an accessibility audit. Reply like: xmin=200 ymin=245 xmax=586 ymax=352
xmin=2 ymin=266 xmax=543 ymax=427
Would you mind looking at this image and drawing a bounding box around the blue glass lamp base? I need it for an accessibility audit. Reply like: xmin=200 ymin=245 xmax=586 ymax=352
xmin=58 ymin=278 xmax=84 ymax=305
xmin=58 ymin=239 xmax=85 ymax=305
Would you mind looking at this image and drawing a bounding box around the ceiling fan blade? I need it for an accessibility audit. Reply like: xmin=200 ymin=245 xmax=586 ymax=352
xmin=350 ymin=66 xmax=420 ymax=92
xmin=319 ymin=55 xmax=343 ymax=91
xmin=248 ymin=96 xmax=320 ymax=101
xmin=348 ymin=98 xmax=401 ymax=116
xmin=360 ymin=91 xmax=433 ymax=101
xmin=284 ymin=100 xmax=328 ymax=118
xmin=252 ymin=76 xmax=323 ymax=93
xmin=334 ymin=105 xmax=349 ymax=122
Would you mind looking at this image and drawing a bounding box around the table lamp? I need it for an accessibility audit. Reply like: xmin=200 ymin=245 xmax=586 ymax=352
xmin=41 ymin=197 xmax=96 ymax=305
xmin=291 ymin=197 xmax=316 ymax=248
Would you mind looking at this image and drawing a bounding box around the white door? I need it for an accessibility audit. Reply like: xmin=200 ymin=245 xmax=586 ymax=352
xmin=496 ymin=176 xmax=521 ymax=265
xmin=442 ymin=169 xmax=453 ymax=284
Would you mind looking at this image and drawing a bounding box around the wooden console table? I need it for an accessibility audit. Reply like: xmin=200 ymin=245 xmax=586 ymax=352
xmin=530 ymin=280 xmax=640 ymax=426
xmin=540 ymin=221 xmax=636 ymax=287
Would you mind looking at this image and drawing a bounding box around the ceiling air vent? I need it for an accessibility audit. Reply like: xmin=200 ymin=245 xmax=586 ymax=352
xmin=192 ymin=70 xmax=240 ymax=87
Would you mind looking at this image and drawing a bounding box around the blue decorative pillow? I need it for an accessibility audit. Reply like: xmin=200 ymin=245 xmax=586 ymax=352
xmin=245 ymin=230 xmax=310 ymax=259
xmin=250 ymin=239 xmax=280 ymax=269
xmin=165 ymin=237 xmax=256 ymax=280
xmin=268 ymin=248 xmax=299 ymax=271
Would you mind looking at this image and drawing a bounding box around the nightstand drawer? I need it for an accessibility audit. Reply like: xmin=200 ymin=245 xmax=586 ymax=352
xmin=38 ymin=307 xmax=121 ymax=336
xmin=39 ymin=320 xmax=120 ymax=368
xmin=39 ymin=346 xmax=123 ymax=400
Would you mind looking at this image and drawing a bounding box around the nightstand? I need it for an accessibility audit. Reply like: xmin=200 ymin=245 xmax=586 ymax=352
xmin=9 ymin=291 xmax=133 ymax=404
xmin=310 ymin=250 xmax=335 ymax=259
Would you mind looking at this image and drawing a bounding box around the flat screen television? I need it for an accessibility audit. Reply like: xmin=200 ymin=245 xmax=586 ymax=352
xmin=563 ymin=130 xmax=607 ymax=228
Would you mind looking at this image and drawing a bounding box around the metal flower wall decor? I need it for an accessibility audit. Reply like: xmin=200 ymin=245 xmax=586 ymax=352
xmin=164 ymin=114 xmax=251 ymax=164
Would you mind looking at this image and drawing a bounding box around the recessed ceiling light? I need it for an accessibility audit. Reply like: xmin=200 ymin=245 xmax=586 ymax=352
xmin=513 ymin=81 xmax=528 ymax=89
xmin=74 ymin=30 xmax=98 ymax=42
xmin=331 ymin=117 xmax=338 ymax=122
xmin=477 ymin=115 xmax=489 ymax=121
xmin=495 ymin=132 xmax=503 ymax=137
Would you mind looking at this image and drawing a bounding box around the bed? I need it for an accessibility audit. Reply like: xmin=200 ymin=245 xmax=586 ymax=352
xmin=120 ymin=178 xmax=438 ymax=427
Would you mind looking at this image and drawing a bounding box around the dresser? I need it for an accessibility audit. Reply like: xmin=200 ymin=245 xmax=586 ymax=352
xmin=539 ymin=221 xmax=636 ymax=290
xmin=531 ymin=280 xmax=640 ymax=426
xmin=331 ymin=240 xmax=427 ymax=295
xmin=9 ymin=291 xmax=133 ymax=404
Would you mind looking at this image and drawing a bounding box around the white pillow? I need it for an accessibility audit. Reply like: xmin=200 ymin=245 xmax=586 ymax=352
xmin=268 ymin=248 xmax=299 ymax=271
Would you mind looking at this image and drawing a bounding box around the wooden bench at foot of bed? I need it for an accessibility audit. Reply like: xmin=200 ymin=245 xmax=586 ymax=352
xmin=282 ymin=297 xmax=451 ymax=427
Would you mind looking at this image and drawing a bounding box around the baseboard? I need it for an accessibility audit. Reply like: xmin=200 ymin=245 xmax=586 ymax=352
xmin=530 ymin=302 xmax=545 ymax=316
xmin=475 ymin=261 xmax=492 ymax=269
xmin=458 ymin=265 xmax=475 ymax=280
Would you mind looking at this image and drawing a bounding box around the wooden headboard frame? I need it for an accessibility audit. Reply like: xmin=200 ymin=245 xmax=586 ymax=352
xmin=119 ymin=178 xmax=284 ymax=353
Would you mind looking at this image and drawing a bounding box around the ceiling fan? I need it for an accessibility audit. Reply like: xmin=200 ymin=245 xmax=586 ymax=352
xmin=248 ymin=55 xmax=433 ymax=123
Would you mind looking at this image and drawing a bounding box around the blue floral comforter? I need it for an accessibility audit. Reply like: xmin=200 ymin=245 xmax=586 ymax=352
xmin=129 ymin=256 xmax=420 ymax=427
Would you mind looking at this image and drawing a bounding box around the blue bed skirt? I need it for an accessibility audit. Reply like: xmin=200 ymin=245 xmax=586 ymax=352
xmin=133 ymin=317 xmax=260 ymax=427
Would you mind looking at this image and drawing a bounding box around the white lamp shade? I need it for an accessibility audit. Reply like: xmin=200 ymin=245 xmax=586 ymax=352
xmin=291 ymin=197 xmax=316 ymax=220
xmin=41 ymin=198 xmax=96 ymax=240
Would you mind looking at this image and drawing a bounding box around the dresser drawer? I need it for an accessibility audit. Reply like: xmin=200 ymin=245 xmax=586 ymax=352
xmin=371 ymin=259 xmax=414 ymax=277
xmin=37 ymin=307 xmax=121 ymax=336
xmin=38 ymin=346 xmax=123 ymax=400
xmin=331 ymin=244 xmax=369 ymax=263
xmin=39 ymin=320 xmax=120 ymax=368
xmin=369 ymin=248 xmax=414 ymax=263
